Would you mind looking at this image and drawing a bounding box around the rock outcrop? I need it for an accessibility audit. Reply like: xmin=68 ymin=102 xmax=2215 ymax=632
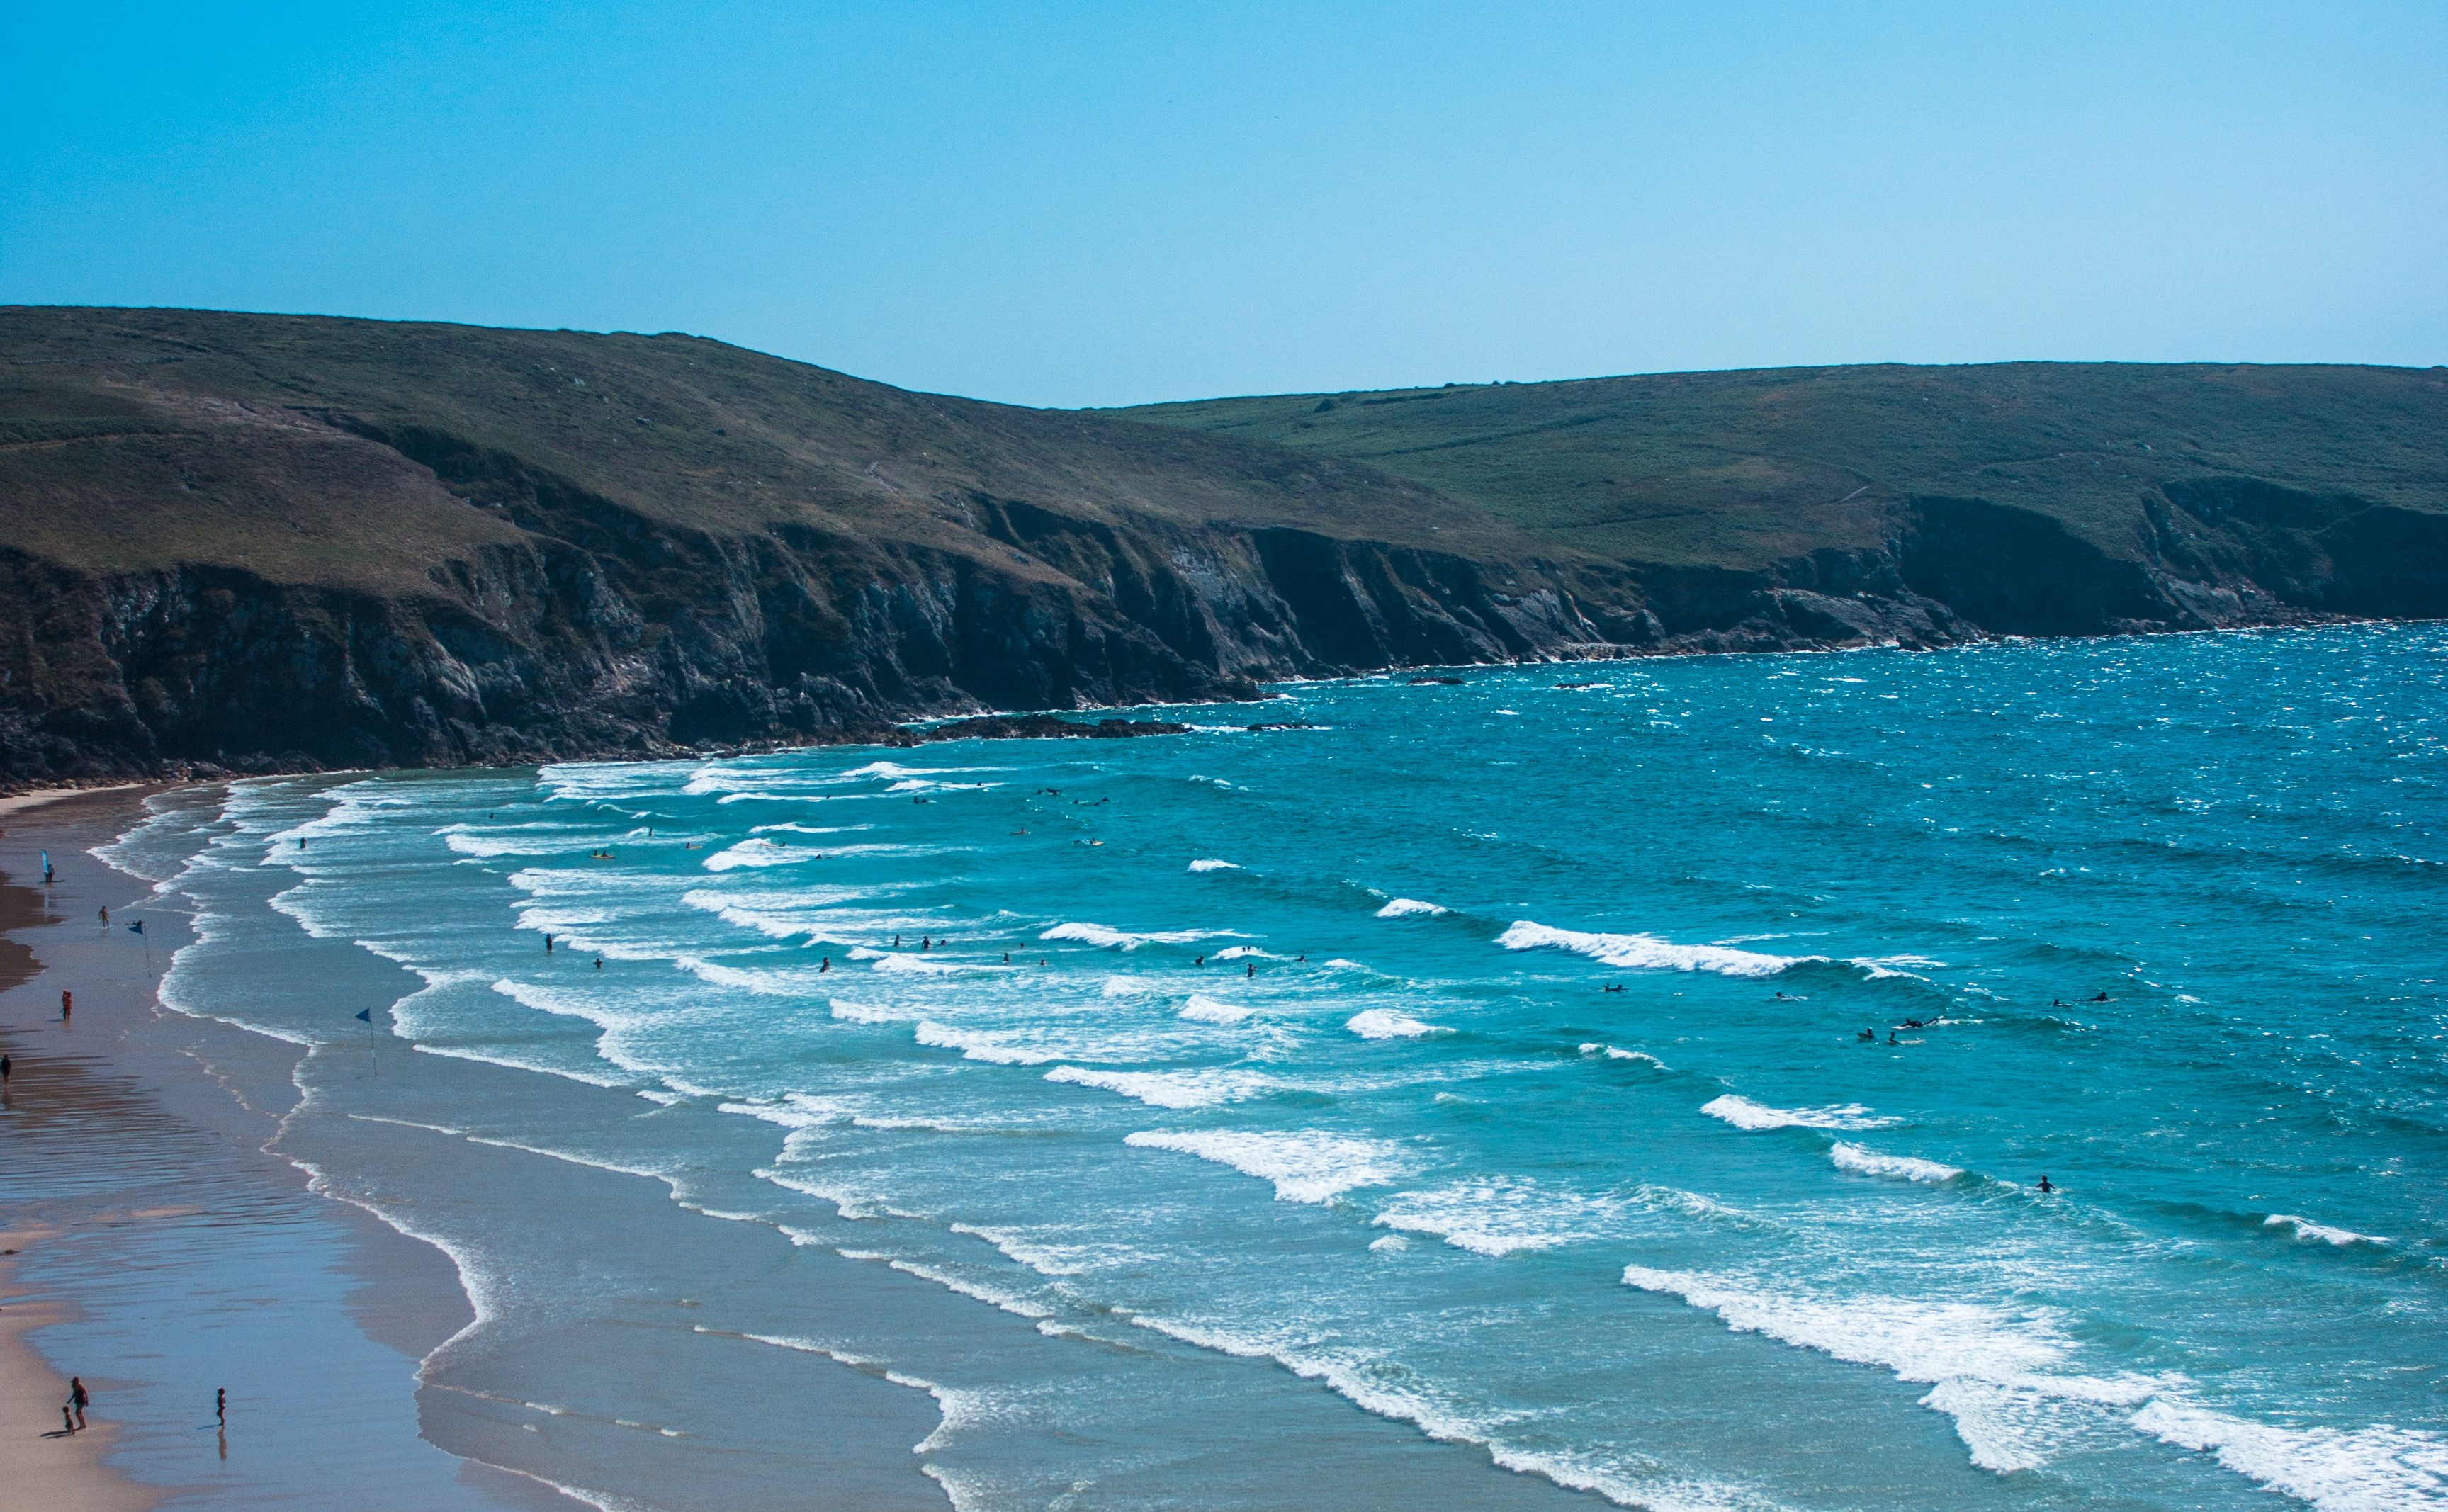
xmin=2 ymin=310 xmax=2439 ymax=789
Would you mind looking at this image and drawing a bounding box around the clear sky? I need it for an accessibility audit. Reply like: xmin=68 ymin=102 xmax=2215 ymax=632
xmin=5 ymin=2 xmax=2443 ymax=407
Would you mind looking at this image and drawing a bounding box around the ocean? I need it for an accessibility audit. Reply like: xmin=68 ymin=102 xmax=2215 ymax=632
xmin=94 ymin=625 xmax=2448 ymax=1511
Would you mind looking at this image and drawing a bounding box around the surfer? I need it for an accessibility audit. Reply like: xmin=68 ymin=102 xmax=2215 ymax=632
xmin=819 ymin=958 xmax=830 ymax=973
xmin=2089 ymin=992 xmax=2112 ymax=1003
xmin=2037 ymin=1175 xmax=2055 ymax=1195
xmin=1858 ymin=1028 xmax=1876 ymax=1042
xmin=921 ymin=936 xmax=931 ymax=951
xmin=594 ymin=957 xmax=602 ymax=970
xmin=1195 ymin=956 xmax=1205 ymax=967
xmin=1003 ymin=953 xmax=1010 ymax=964
xmin=1246 ymin=961 xmax=1256 ymax=978
xmin=1887 ymin=1029 xmax=1899 ymax=1044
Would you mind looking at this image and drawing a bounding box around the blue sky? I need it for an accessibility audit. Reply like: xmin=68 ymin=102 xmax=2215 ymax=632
xmin=4 ymin=2 xmax=2442 ymax=407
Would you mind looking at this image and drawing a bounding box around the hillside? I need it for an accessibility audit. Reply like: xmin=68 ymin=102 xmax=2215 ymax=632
xmin=0 ymin=307 xmax=1637 ymax=784
xmin=3 ymin=308 xmax=2443 ymax=785
xmin=1121 ymin=363 xmax=2448 ymax=633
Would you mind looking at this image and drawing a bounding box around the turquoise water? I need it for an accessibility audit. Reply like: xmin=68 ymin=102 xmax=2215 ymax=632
xmin=105 ymin=626 xmax=2448 ymax=1510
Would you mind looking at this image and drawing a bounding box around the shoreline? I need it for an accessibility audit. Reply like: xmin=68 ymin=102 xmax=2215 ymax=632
xmin=1 ymin=619 xmax=2399 ymax=799
xmin=0 ymin=849 xmax=157 ymax=1512
xmin=0 ymin=791 xmax=590 ymax=1512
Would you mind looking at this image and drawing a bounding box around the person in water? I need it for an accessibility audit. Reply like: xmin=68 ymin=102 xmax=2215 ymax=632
xmin=1246 ymin=961 xmax=1255 ymax=978
xmin=1887 ymin=1029 xmax=1899 ymax=1044
xmin=1858 ymin=1028 xmax=1876 ymax=1042
xmin=819 ymin=958 xmax=830 ymax=973
xmin=2037 ymin=1175 xmax=2055 ymax=1194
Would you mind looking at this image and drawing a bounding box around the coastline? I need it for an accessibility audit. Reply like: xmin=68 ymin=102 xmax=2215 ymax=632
xmin=1 ymin=761 xmax=1635 ymax=1510
xmin=0 ymin=845 xmax=155 ymax=1512
xmin=0 ymin=791 xmax=587 ymax=1511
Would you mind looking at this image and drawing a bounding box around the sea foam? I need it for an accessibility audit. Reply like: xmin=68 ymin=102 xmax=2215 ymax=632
xmin=1499 ymin=920 xmax=1802 ymax=978
xmin=913 ymin=1020 xmax=1056 ymax=1065
xmin=1346 ymin=1009 xmax=1446 ymax=1040
xmin=1123 ymin=1129 xmax=1413 ymax=1203
xmin=1701 ymin=1094 xmax=1898 ymax=1132
xmin=1375 ymin=898 xmax=1449 ymax=918
xmin=1041 ymin=921 xmax=1239 ymax=949
xmin=1178 ymin=994 xmax=1251 ymax=1025
xmin=1188 ymin=859 xmax=1241 ymax=872
xmin=1043 ymin=1066 xmax=1277 ymax=1108
xmin=1830 ymin=1142 xmax=1962 ymax=1183
xmin=2263 ymin=1213 xmax=2390 ymax=1247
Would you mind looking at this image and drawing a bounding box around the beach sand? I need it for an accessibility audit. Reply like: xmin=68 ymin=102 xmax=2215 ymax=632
xmin=1 ymin=813 xmax=157 ymax=1512
xmin=0 ymin=791 xmax=584 ymax=1511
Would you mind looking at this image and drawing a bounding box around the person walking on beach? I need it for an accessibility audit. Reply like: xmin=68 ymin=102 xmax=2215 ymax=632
xmin=69 ymin=1376 xmax=88 ymax=1430
xmin=61 ymin=989 xmax=72 ymax=1022
xmin=98 ymin=906 xmax=108 ymax=927
xmin=215 ymin=1387 xmax=226 ymax=1425
xmin=2 ymin=1054 xmax=11 ymax=1086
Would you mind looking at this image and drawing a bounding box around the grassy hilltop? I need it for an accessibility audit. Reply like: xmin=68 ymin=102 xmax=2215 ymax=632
xmin=1116 ymin=363 xmax=2448 ymax=570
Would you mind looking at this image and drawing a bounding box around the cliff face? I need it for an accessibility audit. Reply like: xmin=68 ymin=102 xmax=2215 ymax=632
xmin=1 ymin=309 xmax=2440 ymax=789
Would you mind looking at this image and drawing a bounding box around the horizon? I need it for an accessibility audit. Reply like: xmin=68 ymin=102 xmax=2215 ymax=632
xmin=5 ymin=3 xmax=2442 ymax=407
xmin=13 ymin=300 xmax=2445 ymax=412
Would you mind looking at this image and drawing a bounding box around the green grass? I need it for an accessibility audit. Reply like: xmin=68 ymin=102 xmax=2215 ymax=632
xmin=1115 ymin=363 xmax=2448 ymax=569
xmin=0 ymin=307 xmax=1530 ymax=596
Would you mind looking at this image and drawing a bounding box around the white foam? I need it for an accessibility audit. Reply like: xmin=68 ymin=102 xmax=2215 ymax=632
xmin=1620 ymin=1266 xmax=2156 ymax=1474
xmin=1702 ymin=1094 xmax=1897 ymax=1132
xmin=704 ymin=837 xmax=813 ymax=871
xmin=1346 ymin=1009 xmax=1447 ymax=1040
xmin=1124 ymin=1129 xmax=1414 ymax=1203
xmin=2264 ymin=1214 xmax=2391 ymax=1247
xmin=913 ymin=1020 xmax=1055 ymax=1066
xmin=1041 ymin=920 xmax=1239 ymax=949
xmin=1188 ymin=859 xmax=1241 ymax=872
xmin=748 ymin=822 xmax=867 ymax=837
xmin=2131 ymin=1397 xmax=2448 ymax=1510
xmin=1179 ymin=994 xmax=1251 ymax=1025
xmin=1375 ymin=1178 xmax=1630 ymax=1256
xmin=829 ymin=998 xmax=913 ymax=1024
xmin=1499 ymin=920 xmax=1805 ymax=978
xmin=1831 ymin=1142 xmax=1962 ymax=1183
xmin=1580 ymin=1043 xmax=1666 ymax=1068
xmin=1375 ymin=898 xmax=1449 ymax=918
xmin=1043 ymin=1066 xmax=1277 ymax=1109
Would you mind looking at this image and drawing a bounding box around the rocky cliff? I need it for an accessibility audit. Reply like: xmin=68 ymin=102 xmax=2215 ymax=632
xmin=3 ymin=310 xmax=2440 ymax=788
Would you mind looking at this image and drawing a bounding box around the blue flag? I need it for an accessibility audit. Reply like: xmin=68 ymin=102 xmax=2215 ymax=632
xmin=355 ymin=1009 xmax=371 ymax=1022
xmin=127 ymin=920 xmax=143 ymax=935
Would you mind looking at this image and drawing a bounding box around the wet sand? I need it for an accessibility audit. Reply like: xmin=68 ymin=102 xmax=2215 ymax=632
xmin=1 ymin=821 xmax=157 ymax=1512
xmin=0 ymin=792 xmax=580 ymax=1511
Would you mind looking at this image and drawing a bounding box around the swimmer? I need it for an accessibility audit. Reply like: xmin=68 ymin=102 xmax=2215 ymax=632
xmin=1003 ymin=953 xmax=1010 ymax=964
xmin=921 ymin=936 xmax=931 ymax=951
xmin=2037 ymin=1175 xmax=2055 ymax=1195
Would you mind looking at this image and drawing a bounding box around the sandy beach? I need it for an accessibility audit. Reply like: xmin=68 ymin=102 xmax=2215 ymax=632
xmin=0 ymin=790 xmax=585 ymax=1512
xmin=1 ymin=804 xmax=157 ymax=1512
